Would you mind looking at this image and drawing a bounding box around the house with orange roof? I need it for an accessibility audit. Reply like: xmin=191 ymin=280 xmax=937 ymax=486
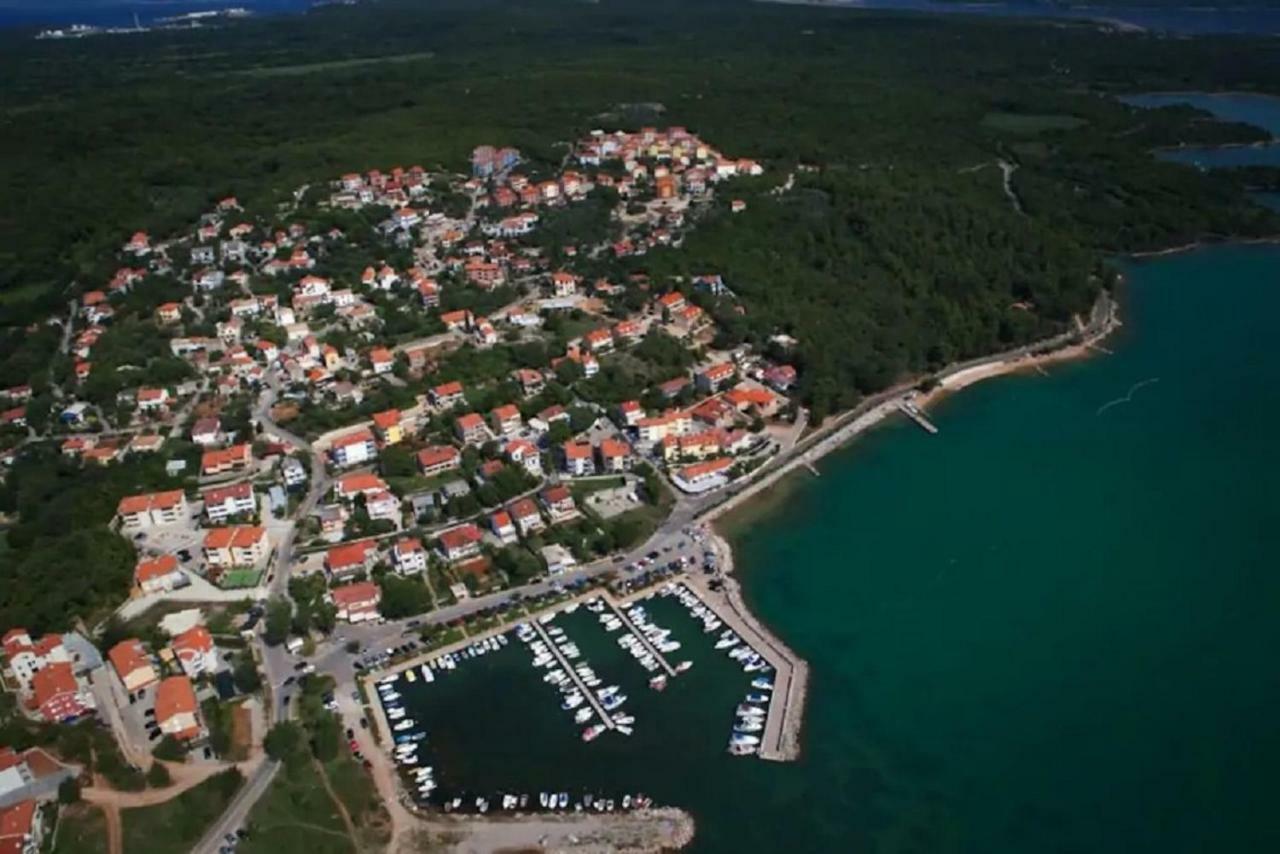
xmin=440 ymin=310 xmax=473 ymax=332
xmin=108 ymin=639 xmax=157 ymax=693
xmin=391 ymin=538 xmax=426 ymax=575
xmin=583 ymin=328 xmax=614 ymax=353
xmin=429 ymin=380 xmax=466 ymax=409
xmin=29 ymin=662 xmax=94 ymax=723
xmin=416 ymin=445 xmax=461 ymax=478
xmin=489 ymin=404 xmax=522 ymax=436
xmin=370 ymin=409 xmax=403 ymax=445
xmin=171 ymin=626 xmax=217 ymax=678
xmin=368 ymin=346 xmax=394 ymax=375
xmin=489 ymin=510 xmax=517 ymax=544
xmin=116 ymin=490 xmax=189 ymax=530
xmin=507 ymin=498 xmax=545 ymax=536
xmin=504 ymin=438 xmax=542 ymax=476
xmin=550 ymin=271 xmax=577 ymax=298
xmin=511 ymin=368 xmax=545 ymax=397
xmin=135 ymin=387 xmax=168 ymax=413
xmin=330 ymin=581 xmax=382 ymax=623
xmin=657 ymin=291 xmax=686 ymax=316
xmin=201 ymin=481 xmax=255 ymax=523
xmin=539 ymin=485 xmax=578 ymax=523
xmin=134 ymin=555 xmax=185 ymax=595
xmin=155 ymin=676 xmax=201 ymax=740
xmin=328 ymin=429 xmax=377 ymax=467
xmin=560 ymin=441 xmax=595 ymax=477
xmin=200 ymin=443 xmax=252 ymax=476
xmin=1 ymin=630 xmax=71 ymax=693
xmin=724 ymin=384 xmax=780 ymax=418
xmin=672 ymin=457 xmax=734 ymax=492
xmin=696 ymin=362 xmax=736 ymax=393
xmin=0 ymin=799 xmax=44 ymax=854
xmin=454 ymin=412 xmax=489 ymax=445
xmin=127 ymin=433 xmax=165 ymax=456
xmin=156 ymin=302 xmax=183 ymax=325
xmin=597 ymin=438 xmax=635 ymax=473
xmin=325 ymin=540 xmax=377 ymax=580
xmin=437 ymin=524 xmax=483 ymax=563
xmin=202 ymin=526 xmax=268 ymax=568
xmin=333 ymin=472 xmax=389 ymax=501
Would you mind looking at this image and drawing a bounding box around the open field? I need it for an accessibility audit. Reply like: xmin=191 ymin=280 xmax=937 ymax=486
xmin=51 ymin=804 xmax=110 ymax=854
xmin=121 ymin=768 xmax=244 ymax=854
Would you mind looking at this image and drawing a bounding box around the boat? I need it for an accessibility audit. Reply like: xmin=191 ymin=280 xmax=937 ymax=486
xmin=395 ymin=732 xmax=425 ymax=744
xmin=730 ymin=732 xmax=761 ymax=746
xmin=558 ymin=793 xmax=569 ymax=809
xmin=574 ymin=708 xmax=593 ymax=724
xmin=404 ymin=670 xmax=417 ymax=683
xmin=393 ymin=719 xmax=415 ymax=731
xmin=735 ymin=720 xmax=764 ymax=733
xmin=581 ymin=724 xmax=606 ymax=742
xmin=728 ymin=742 xmax=758 ymax=756
xmin=746 ymin=692 xmax=770 ymax=704
xmin=675 ymin=660 xmax=694 ymax=673
xmin=616 ymin=724 xmax=634 ymax=736
xmin=539 ymin=792 xmax=549 ymax=808
xmin=602 ymin=693 xmax=627 ymax=711
xmin=622 ymin=794 xmax=632 ymax=809
xmin=561 ymin=693 xmax=584 ymax=710
xmin=386 ymin=709 xmax=406 ymax=720
xmin=715 ymin=636 xmax=739 ymax=650
xmin=380 ymin=691 xmax=401 ymax=702
xmin=379 ymin=676 xmax=397 ymax=686
xmin=613 ymin=713 xmax=635 ymax=725
xmin=751 ymin=677 xmax=774 ymax=691
xmin=736 ymin=703 xmax=765 ymax=717
xmin=420 ymin=665 xmax=434 ymax=682
xmin=649 ymin=675 xmax=668 ymax=691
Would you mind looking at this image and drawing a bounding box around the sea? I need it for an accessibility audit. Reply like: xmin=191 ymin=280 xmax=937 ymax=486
xmin=0 ymin=1 xmax=313 ymax=31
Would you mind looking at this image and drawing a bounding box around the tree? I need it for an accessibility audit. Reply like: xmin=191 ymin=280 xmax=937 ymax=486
xmin=232 ymin=654 xmax=262 ymax=694
xmin=263 ymin=597 xmax=292 ymax=646
xmin=152 ymin=735 xmax=187 ymax=762
xmin=146 ymin=762 xmax=172 ymax=788
xmin=263 ymin=721 xmax=306 ymax=768
xmin=58 ymin=777 xmax=81 ymax=804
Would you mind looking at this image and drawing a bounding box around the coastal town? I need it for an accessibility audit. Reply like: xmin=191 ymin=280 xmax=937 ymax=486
xmin=0 ymin=116 xmax=1119 ymax=853
xmin=0 ymin=126 xmax=819 ymax=853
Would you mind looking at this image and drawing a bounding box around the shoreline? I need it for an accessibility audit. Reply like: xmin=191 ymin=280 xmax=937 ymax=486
xmin=697 ymin=289 xmax=1124 ymax=762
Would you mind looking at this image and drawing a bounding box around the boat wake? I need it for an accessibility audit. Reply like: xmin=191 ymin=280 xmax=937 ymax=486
xmin=1096 ymin=377 xmax=1160 ymax=416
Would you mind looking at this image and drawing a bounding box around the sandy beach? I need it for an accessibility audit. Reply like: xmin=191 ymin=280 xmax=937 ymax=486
xmin=400 ymin=807 xmax=696 ymax=853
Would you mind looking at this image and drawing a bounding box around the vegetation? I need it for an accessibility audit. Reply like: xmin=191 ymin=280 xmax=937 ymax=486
xmin=120 ymin=767 xmax=244 ymax=854
xmin=51 ymin=804 xmax=109 ymax=854
xmin=239 ymin=759 xmax=358 ymax=854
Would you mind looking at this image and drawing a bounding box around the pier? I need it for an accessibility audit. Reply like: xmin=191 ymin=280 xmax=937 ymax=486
xmin=530 ymin=620 xmax=616 ymax=729
xmin=897 ymin=399 xmax=939 ymax=434
xmin=603 ymin=599 xmax=679 ymax=678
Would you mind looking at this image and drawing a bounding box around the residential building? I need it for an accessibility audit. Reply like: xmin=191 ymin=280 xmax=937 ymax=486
xmin=391 ymin=538 xmax=427 ymax=575
xmin=29 ymin=663 xmax=94 ymax=723
xmin=617 ymin=400 xmax=643 ymax=427
xmin=371 ymin=409 xmax=403 ymax=445
xmin=329 ymin=430 xmax=377 ymax=467
xmin=696 ymin=362 xmax=736 ymax=393
xmin=369 ymin=346 xmax=394 ymax=375
xmin=437 ymin=524 xmax=483 ymax=563
xmin=416 ymin=445 xmax=462 ymax=477
xmin=560 ymin=441 xmax=595 ymax=477
xmin=508 ymin=498 xmax=545 ymax=536
xmin=331 ymin=581 xmax=382 ymax=623
xmin=1 ymin=630 xmax=70 ymax=693
xmin=201 ymin=482 xmax=255 ymax=522
xmin=539 ymin=485 xmax=578 ymax=523
xmin=504 ymin=439 xmax=542 ymax=475
xmin=171 ymin=626 xmax=217 ymax=678
xmin=281 ymin=457 xmax=307 ymax=488
xmin=489 ymin=404 xmax=522 ymax=436
xmin=365 ymin=490 xmax=400 ymax=523
xmin=190 ymin=417 xmax=223 ymax=447
xmin=155 ymin=676 xmax=201 ymax=740
xmin=134 ymin=555 xmax=186 ymax=594
xmin=202 ymin=526 xmax=269 ymax=568
xmin=489 ymin=510 xmax=518 ymax=544
xmin=0 ymin=799 xmax=43 ymax=854
xmin=107 ymin=639 xmax=157 ymax=693
xmin=454 ymin=412 xmax=488 ymax=445
xmin=116 ymin=490 xmax=189 ymax=529
xmin=333 ymin=472 xmax=389 ymax=501
xmin=201 ymin=443 xmax=252 ymax=476
xmin=430 ymin=380 xmax=466 ymax=409
xmin=136 ymin=387 xmax=170 ymax=412
xmin=598 ymin=438 xmax=634 ymax=472
xmin=325 ymin=540 xmax=376 ymax=580
xmin=673 ymin=457 xmax=734 ymax=489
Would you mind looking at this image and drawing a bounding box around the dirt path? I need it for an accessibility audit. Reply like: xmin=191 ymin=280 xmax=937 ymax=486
xmin=313 ymin=758 xmax=361 ymax=852
xmin=90 ymin=775 xmax=125 ymax=854
xmin=83 ymin=758 xmax=259 ymax=809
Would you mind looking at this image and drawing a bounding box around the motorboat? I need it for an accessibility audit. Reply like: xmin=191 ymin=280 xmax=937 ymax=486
xmin=561 ymin=693 xmax=584 ymax=710
xmin=675 ymin=660 xmax=693 ymax=673
xmin=574 ymin=707 xmax=594 ymax=724
xmin=736 ymin=703 xmax=765 ymax=717
xmin=379 ymin=690 xmax=401 ymax=702
xmin=581 ymin=724 xmax=606 ymax=742
xmin=558 ymin=793 xmax=569 ymax=809
xmin=601 ymin=693 xmax=627 ymax=711
xmin=616 ymin=724 xmax=634 ymax=736
xmin=649 ymin=675 xmax=668 ymax=691
xmin=393 ymin=719 xmax=415 ymax=731
xmin=420 ymin=665 xmax=434 ymax=682
xmin=751 ymin=677 xmax=774 ymax=691
xmin=395 ymin=732 xmax=425 ymax=744
xmin=746 ymin=692 xmax=770 ymax=704
xmin=728 ymin=742 xmax=758 ymax=756
xmin=735 ymin=720 xmax=764 ymax=733
xmin=539 ymin=792 xmax=550 ymax=808
xmin=404 ymin=670 xmax=417 ymax=683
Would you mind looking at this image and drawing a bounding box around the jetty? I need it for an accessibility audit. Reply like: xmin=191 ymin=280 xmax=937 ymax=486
xmin=605 ymin=599 xmax=679 ymax=678
xmin=531 ymin=619 xmax=616 ymax=729
xmin=897 ymin=399 xmax=939 ymax=434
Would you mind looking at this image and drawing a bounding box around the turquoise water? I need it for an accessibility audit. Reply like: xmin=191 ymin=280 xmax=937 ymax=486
xmin=391 ymin=244 xmax=1280 ymax=852
xmin=733 ymin=243 xmax=1280 ymax=852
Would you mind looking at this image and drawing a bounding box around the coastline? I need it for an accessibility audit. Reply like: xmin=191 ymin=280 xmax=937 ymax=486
xmin=698 ymin=288 xmax=1123 ymax=762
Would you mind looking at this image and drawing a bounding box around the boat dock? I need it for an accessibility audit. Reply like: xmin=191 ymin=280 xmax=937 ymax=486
xmin=604 ymin=599 xmax=679 ymax=678
xmin=898 ymin=399 xmax=939 ymax=434
xmin=531 ymin=619 xmax=616 ymax=730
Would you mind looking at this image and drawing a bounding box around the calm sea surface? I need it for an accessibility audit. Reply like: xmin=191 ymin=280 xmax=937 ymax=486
xmin=389 ymin=242 xmax=1280 ymax=853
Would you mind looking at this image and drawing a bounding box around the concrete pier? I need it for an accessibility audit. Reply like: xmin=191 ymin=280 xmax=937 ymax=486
xmin=605 ymin=599 xmax=679 ymax=678
xmin=898 ymin=399 xmax=939 ymax=434
xmin=531 ymin=619 xmax=615 ymax=730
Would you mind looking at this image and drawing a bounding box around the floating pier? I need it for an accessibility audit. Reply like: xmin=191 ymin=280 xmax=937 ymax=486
xmin=898 ymin=400 xmax=939 ymax=434
xmin=531 ymin=620 xmax=616 ymax=729
xmin=605 ymin=599 xmax=679 ymax=678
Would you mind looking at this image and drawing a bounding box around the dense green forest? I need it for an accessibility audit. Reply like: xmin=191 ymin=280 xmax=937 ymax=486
xmin=3 ymin=0 xmax=1280 ymax=627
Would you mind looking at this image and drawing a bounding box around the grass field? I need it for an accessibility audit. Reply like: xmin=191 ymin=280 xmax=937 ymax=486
xmin=121 ymin=768 xmax=244 ymax=854
xmin=220 ymin=568 xmax=264 ymax=589
xmin=51 ymin=804 xmax=110 ymax=854
xmin=980 ymin=111 xmax=1087 ymax=134
xmin=238 ymin=762 xmax=354 ymax=854
xmin=322 ymin=757 xmax=392 ymax=850
xmin=226 ymin=51 xmax=436 ymax=78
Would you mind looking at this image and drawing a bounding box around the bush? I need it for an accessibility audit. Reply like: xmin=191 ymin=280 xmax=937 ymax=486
xmin=58 ymin=777 xmax=81 ymax=804
xmin=146 ymin=762 xmax=172 ymax=788
xmin=152 ymin=735 xmax=187 ymax=762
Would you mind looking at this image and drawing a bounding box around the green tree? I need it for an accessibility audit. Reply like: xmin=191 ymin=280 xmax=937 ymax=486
xmin=263 ymin=597 xmax=292 ymax=646
xmin=146 ymin=762 xmax=172 ymax=788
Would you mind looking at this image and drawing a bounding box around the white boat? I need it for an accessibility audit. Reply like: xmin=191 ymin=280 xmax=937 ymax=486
xmin=420 ymin=665 xmax=434 ymax=682
xmin=730 ymin=733 xmax=761 ymax=746
xmin=675 ymin=660 xmax=693 ymax=673
xmin=751 ymin=677 xmax=774 ymax=691
xmin=623 ymin=794 xmax=632 ymax=809
xmin=736 ymin=703 xmax=766 ymax=717
xmin=386 ymin=709 xmax=406 ymax=720
xmin=561 ymin=693 xmax=584 ymax=710
xmin=649 ymin=675 xmax=668 ymax=691
xmin=613 ymin=714 xmax=635 ymax=725
xmin=602 ymin=693 xmax=627 ymax=711
xmin=558 ymin=793 xmax=569 ymax=809
xmin=539 ymin=792 xmax=549 ymax=808
xmin=728 ymin=742 xmax=758 ymax=756
xmin=616 ymin=724 xmax=633 ymax=736
xmin=393 ymin=719 xmax=415 ymax=731
xmin=379 ymin=675 xmax=397 ymax=686
xmin=574 ymin=707 xmax=594 ymax=724
xmin=379 ymin=689 xmax=401 ymax=701
xmin=715 ymin=636 xmax=739 ymax=650
xmin=735 ymin=720 xmax=764 ymax=733
xmin=746 ymin=692 xmax=770 ymax=704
